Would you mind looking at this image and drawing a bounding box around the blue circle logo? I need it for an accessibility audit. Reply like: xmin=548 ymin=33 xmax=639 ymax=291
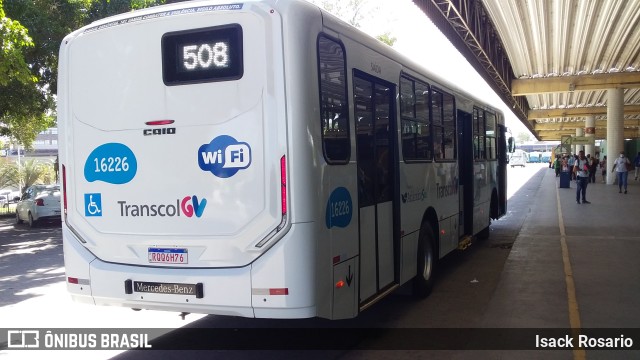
xmin=198 ymin=135 xmax=252 ymax=178
xmin=325 ymin=187 xmax=352 ymax=229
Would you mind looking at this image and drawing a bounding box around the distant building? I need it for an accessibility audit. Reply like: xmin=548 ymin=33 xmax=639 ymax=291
xmin=2 ymin=128 xmax=58 ymax=157
xmin=30 ymin=128 xmax=58 ymax=156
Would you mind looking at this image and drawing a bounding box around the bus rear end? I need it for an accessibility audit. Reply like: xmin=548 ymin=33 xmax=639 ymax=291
xmin=58 ymin=1 xmax=316 ymax=318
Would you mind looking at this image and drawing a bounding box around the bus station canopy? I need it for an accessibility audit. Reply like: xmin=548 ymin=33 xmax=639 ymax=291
xmin=414 ymin=0 xmax=640 ymax=141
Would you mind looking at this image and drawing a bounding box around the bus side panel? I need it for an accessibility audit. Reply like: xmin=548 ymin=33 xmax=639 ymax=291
xmin=252 ymin=223 xmax=317 ymax=318
xmin=278 ymin=3 xmax=360 ymax=319
xmin=472 ymin=161 xmax=497 ymax=235
xmin=322 ymin=165 xmax=360 ymax=319
xmin=62 ymin=227 xmax=95 ymax=303
xmin=433 ymin=162 xmax=459 ymax=256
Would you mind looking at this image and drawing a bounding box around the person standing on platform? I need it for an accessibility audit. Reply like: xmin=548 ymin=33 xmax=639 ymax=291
xmin=600 ymin=155 xmax=607 ymax=183
xmin=568 ymin=155 xmax=576 ymax=180
xmin=554 ymin=155 xmax=561 ymax=177
xmin=612 ymin=151 xmax=631 ymax=194
xmin=574 ymin=150 xmax=590 ymax=204
xmin=589 ymin=154 xmax=599 ymax=183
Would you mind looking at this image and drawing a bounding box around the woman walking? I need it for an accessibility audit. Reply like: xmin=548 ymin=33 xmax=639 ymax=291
xmin=612 ymin=152 xmax=631 ymax=194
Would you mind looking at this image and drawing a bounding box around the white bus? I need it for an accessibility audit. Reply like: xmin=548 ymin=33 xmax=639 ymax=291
xmin=58 ymin=0 xmax=508 ymax=320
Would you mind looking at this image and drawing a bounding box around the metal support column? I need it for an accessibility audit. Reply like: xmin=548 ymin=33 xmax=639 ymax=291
xmin=585 ymin=115 xmax=595 ymax=157
xmin=575 ymin=128 xmax=584 ymax=154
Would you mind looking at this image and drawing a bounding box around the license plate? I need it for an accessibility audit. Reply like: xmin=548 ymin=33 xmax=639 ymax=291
xmin=148 ymin=248 xmax=188 ymax=264
xmin=133 ymin=281 xmax=197 ymax=296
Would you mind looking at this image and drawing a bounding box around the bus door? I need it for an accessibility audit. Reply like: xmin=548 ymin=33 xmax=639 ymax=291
xmin=353 ymin=71 xmax=398 ymax=303
xmin=457 ymin=110 xmax=474 ymax=236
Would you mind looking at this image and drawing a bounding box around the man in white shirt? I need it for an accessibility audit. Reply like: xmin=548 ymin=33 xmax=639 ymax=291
xmin=573 ymin=150 xmax=590 ymax=204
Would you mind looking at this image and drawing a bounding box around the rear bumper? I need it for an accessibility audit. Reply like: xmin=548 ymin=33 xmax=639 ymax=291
xmin=62 ymin=222 xmax=317 ymax=319
xmin=35 ymin=214 xmax=63 ymax=222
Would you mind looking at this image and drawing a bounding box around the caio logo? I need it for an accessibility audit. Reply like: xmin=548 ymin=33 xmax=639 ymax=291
xmin=143 ymin=127 xmax=176 ymax=136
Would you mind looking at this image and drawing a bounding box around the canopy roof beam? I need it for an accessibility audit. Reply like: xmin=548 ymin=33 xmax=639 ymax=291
xmin=513 ymin=73 xmax=640 ymax=96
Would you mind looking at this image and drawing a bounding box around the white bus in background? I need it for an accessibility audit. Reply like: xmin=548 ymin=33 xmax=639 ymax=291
xmin=58 ymin=0 xmax=508 ymax=320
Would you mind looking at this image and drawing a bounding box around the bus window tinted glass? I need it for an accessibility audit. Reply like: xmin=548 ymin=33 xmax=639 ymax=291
xmin=401 ymin=76 xmax=431 ymax=161
xmin=486 ymin=112 xmax=497 ymax=159
xmin=431 ymin=90 xmax=444 ymax=160
xmin=442 ymin=92 xmax=456 ymax=159
xmin=400 ymin=77 xmax=414 ymax=118
xmin=318 ymin=36 xmax=349 ymax=163
xmin=354 ymin=78 xmax=375 ymax=207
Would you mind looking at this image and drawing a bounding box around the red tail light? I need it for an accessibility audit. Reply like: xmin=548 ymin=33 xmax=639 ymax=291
xmin=35 ymin=199 xmax=44 ymax=206
xmin=280 ymin=156 xmax=287 ymax=215
xmin=62 ymin=165 xmax=67 ymax=215
xmin=255 ymin=156 xmax=287 ymax=249
xmin=145 ymin=120 xmax=175 ymax=126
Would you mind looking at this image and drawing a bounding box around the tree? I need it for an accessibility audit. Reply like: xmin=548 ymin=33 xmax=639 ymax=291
xmin=314 ymin=0 xmax=370 ymax=27
xmin=307 ymin=0 xmax=396 ymax=46
xmin=1 ymin=0 xmax=88 ymax=147
xmin=517 ymin=131 xmax=532 ymax=144
xmin=1 ymin=0 xmax=174 ymax=148
xmin=0 ymin=158 xmax=54 ymax=192
xmin=0 ymin=159 xmax=19 ymax=190
xmin=0 ymin=0 xmax=35 ymax=86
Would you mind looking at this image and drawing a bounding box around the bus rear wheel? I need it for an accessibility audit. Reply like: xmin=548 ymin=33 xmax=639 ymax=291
xmin=413 ymin=222 xmax=436 ymax=298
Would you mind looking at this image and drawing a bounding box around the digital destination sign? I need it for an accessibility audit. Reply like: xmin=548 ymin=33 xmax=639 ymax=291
xmin=162 ymin=24 xmax=243 ymax=85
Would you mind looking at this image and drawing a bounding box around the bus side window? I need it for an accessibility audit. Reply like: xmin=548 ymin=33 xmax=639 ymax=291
xmin=318 ymin=35 xmax=350 ymax=164
xmin=400 ymin=75 xmax=431 ymax=162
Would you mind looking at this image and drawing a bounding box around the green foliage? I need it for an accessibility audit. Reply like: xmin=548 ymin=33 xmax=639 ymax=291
xmin=376 ymin=32 xmax=397 ymax=47
xmin=308 ymin=0 xmax=395 ymax=47
xmin=1 ymin=0 xmax=172 ymax=147
xmin=4 ymin=0 xmax=93 ymax=96
xmin=0 ymin=158 xmax=19 ymax=190
xmin=19 ymin=159 xmax=45 ymax=191
xmin=0 ymin=0 xmax=36 ymax=86
xmin=315 ymin=0 xmax=370 ymax=27
xmin=0 ymin=80 xmax=55 ymax=147
xmin=0 ymin=158 xmax=55 ymax=192
xmin=517 ymin=131 xmax=532 ymax=144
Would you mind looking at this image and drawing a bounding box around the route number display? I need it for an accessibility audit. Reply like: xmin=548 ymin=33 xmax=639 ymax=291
xmin=162 ymin=24 xmax=243 ymax=85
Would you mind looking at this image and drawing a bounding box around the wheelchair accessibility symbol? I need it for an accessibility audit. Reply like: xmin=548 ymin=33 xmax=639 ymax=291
xmin=84 ymin=193 xmax=102 ymax=217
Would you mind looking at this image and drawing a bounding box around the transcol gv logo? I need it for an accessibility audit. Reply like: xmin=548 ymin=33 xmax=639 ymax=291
xmin=198 ymin=135 xmax=251 ymax=178
xmin=117 ymin=195 xmax=207 ymax=218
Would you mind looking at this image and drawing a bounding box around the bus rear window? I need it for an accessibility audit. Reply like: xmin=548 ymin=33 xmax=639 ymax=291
xmin=162 ymin=24 xmax=243 ymax=85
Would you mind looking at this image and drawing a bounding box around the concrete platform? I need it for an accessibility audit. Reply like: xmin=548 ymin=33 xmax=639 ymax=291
xmin=477 ymin=166 xmax=640 ymax=358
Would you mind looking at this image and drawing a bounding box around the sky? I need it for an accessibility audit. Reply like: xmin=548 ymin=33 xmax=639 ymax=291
xmin=307 ymin=0 xmax=532 ymax=137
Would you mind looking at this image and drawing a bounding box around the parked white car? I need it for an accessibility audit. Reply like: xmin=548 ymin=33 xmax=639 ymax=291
xmin=15 ymin=184 xmax=62 ymax=227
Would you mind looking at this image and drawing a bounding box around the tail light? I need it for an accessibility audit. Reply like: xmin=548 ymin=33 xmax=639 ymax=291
xmin=255 ymin=155 xmax=287 ymax=248
xmin=35 ymin=199 xmax=45 ymax=206
xmin=280 ymin=155 xmax=287 ymax=215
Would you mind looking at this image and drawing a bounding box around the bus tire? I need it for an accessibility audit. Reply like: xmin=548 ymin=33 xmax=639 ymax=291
xmin=478 ymin=193 xmax=497 ymax=240
xmin=490 ymin=191 xmax=499 ymax=220
xmin=413 ymin=222 xmax=436 ymax=298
